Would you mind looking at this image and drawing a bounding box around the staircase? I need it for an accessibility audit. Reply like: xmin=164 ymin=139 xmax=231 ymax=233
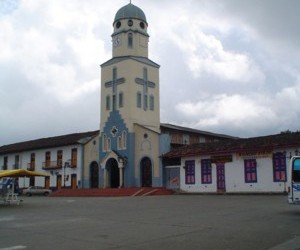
xmin=50 ymin=187 xmax=173 ymax=197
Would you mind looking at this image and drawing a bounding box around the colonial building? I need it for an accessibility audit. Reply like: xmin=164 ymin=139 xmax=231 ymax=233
xmin=163 ymin=132 xmax=300 ymax=193
xmin=0 ymin=131 xmax=99 ymax=190
xmin=0 ymin=121 xmax=234 ymax=190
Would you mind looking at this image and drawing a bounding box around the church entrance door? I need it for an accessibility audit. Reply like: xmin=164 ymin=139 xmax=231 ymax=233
xmin=107 ymin=158 xmax=119 ymax=188
xmin=90 ymin=161 xmax=99 ymax=188
xmin=141 ymin=157 xmax=152 ymax=187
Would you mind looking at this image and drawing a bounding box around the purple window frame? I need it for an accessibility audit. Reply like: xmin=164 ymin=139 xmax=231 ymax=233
xmin=185 ymin=160 xmax=195 ymax=184
xmin=244 ymin=159 xmax=257 ymax=183
xmin=201 ymin=159 xmax=212 ymax=184
xmin=273 ymin=152 xmax=286 ymax=182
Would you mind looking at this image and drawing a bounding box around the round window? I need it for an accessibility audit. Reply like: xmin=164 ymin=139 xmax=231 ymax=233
xmin=128 ymin=19 xmax=133 ymax=27
xmin=116 ymin=21 xmax=121 ymax=29
xmin=140 ymin=22 xmax=145 ymax=29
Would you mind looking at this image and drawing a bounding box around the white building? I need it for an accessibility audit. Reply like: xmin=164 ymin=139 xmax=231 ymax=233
xmin=163 ymin=132 xmax=300 ymax=193
xmin=0 ymin=131 xmax=99 ymax=190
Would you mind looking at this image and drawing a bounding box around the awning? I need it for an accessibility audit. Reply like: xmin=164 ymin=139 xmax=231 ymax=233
xmin=0 ymin=169 xmax=49 ymax=178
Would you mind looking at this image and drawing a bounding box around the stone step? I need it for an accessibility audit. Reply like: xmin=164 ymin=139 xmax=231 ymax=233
xmin=50 ymin=187 xmax=173 ymax=197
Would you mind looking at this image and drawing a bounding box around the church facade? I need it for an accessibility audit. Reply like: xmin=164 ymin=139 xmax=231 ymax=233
xmin=4 ymin=2 xmax=292 ymax=195
xmin=98 ymin=3 xmax=162 ymax=188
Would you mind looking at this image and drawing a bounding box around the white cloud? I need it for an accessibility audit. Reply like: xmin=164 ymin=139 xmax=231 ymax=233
xmin=1 ymin=0 xmax=300 ymax=145
xmin=150 ymin=2 xmax=265 ymax=84
xmin=176 ymin=94 xmax=276 ymax=129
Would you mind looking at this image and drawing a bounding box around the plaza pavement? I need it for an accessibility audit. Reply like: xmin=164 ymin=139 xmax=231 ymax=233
xmin=0 ymin=194 xmax=299 ymax=250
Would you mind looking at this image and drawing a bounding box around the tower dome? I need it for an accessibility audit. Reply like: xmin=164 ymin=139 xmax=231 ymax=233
xmin=114 ymin=3 xmax=147 ymax=24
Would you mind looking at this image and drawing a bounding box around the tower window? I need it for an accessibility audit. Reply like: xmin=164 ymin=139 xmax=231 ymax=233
xmin=143 ymin=94 xmax=148 ymax=111
xmin=106 ymin=95 xmax=111 ymax=110
xmin=140 ymin=22 xmax=145 ymax=29
xmin=128 ymin=33 xmax=133 ymax=48
xmin=137 ymin=92 xmax=142 ymax=108
xmin=116 ymin=21 xmax=121 ymax=29
xmin=128 ymin=19 xmax=133 ymax=27
xmin=119 ymin=92 xmax=124 ymax=108
xmin=150 ymin=95 xmax=154 ymax=111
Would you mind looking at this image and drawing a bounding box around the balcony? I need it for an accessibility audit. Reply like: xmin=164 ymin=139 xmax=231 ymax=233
xmin=42 ymin=161 xmax=62 ymax=170
xmin=70 ymin=162 xmax=77 ymax=168
xmin=13 ymin=164 xmax=20 ymax=169
xmin=27 ymin=163 xmax=35 ymax=171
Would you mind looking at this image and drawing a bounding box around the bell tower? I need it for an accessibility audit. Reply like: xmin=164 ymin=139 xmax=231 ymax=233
xmin=99 ymin=3 xmax=161 ymax=188
xmin=112 ymin=3 xmax=149 ymax=58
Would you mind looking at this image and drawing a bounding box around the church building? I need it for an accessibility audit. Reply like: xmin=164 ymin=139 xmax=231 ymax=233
xmin=99 ymin=3 xmax=162 ymax=188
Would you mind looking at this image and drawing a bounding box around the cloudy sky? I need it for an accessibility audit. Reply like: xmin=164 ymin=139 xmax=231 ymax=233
xmin=1 ymin=0 xmax=300 ymax=145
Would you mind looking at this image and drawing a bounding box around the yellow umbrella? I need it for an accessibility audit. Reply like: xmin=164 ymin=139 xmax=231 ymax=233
xmin=1 ymin=169 xmax=49 ymax=205
xmin=0 ymin=169 xmax=49 ymax=178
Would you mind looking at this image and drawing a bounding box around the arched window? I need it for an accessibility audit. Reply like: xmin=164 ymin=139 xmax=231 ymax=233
xmin=122 ymin=131 xmax=127 ymax=149
xmin=107 ymin=138 xmax=111 ymax=151
xmin=117 ymin=136 xmax=122 ymax=150
xmin=128 ymin=33 xmax=133 ymax=48
xmin=103 ymin=134 xmax=107 ymax=152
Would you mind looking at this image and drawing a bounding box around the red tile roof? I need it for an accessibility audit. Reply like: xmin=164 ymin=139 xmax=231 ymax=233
xmin=163 ymin=132 xmax=300 ymax=158
xmin=160 ymin=123 xmax=238 ymax=139
xmin=0 ymin=130 xmax=99 ymax=155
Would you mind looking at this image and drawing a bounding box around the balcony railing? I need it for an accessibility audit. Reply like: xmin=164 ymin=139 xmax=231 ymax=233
xmin=42 ymin=161 xmax=62 ymax=170
xmin=70 ymin=162 xmax=77 ymax=168
xmin=27 ymin=162 xmax=35 ymax=171
xmin=13 ymin=164 xmax=20 ymax=169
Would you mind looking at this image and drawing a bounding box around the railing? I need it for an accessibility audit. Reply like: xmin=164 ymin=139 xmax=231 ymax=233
xmin=42 ymin=161 xmax=62 ymax=170
xmin=13 ymin=164 xmax=20 ymax=169
xmin=70 ymin=161 xmax=77 ymax=168
xmin=27 ymin=162 xmax=35 ymax=171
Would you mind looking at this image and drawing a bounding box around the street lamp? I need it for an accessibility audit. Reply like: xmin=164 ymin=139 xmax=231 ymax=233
xmin=63 ymin=161 xmax=70 ymax=188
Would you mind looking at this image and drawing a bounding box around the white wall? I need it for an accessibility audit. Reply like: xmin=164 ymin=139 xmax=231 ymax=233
xmin=179 ymin=149 xmax=295 ymax=193
xmin=0 ymin=144 xmax=83 ymax=189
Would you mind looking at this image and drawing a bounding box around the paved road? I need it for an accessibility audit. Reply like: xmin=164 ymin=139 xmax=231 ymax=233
xmin=0 ymin=195 xmax=299 ymax=250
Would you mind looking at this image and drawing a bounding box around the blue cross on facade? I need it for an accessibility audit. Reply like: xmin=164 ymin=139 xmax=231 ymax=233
xmin=135 ymin=67 xmax=155 ymax=111
xmin=105 ymin=68 xmax=125 ymax=110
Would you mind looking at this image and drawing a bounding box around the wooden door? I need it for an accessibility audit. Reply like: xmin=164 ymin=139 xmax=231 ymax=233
xmin=57 ymin=175 xmax=62 ymax=190
xmin=71 ymin=174 xmax=77 ymax=190
xmin=217 ymin=163 xmax=226 ymax=192
xmin=45 ymin=176 xmax=50 ymax=189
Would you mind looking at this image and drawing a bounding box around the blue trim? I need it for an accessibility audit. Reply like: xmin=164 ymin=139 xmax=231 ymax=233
xmin=99 ymin=111 xmax=138 ymax=187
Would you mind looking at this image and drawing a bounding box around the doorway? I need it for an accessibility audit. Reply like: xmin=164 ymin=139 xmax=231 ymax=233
xmin=141 ymin=157 xmax=152 ymax=187
xmin=44 ymin=176 xmax=50 ymax=189
xmin=71 ymin=174 xmax=77 ymax=190
xmin=107 ymin=158 xmax=119 ymax=188
xmin=56 ymin=175 xmax=62 ymax=190
xmin=90 ymin=162 xmax=99 ymax=188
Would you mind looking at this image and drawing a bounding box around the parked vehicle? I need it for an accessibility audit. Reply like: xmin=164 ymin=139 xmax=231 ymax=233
xmin=287 ymin=156 xmax=300 ymax=204
xmin=23 ymin=186 xmax=52 ymax=196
